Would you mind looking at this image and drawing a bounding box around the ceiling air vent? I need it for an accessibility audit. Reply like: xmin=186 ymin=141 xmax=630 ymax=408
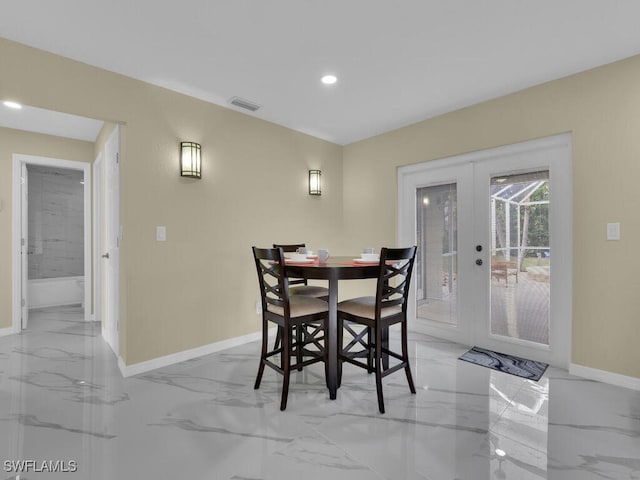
xmin=229 ymin=96 xmax=261 ymax=112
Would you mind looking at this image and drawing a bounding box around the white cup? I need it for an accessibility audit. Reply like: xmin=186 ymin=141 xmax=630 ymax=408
xmin=362 ymin=247 xmax=375 ymax=254
xmin=290 ymin=252 xmax=307 ymax=261
xmin=361 ymin=253 xmax=379 ymax=261
xmin=318 ymin=249 xmax=330 ymax=262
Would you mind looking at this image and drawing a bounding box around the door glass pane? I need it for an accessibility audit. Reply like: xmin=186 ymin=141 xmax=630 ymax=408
xmin=489 ymin=171 xmax=550 ymax=345
xmin=416 ymin=184 xmax=457 ymax=325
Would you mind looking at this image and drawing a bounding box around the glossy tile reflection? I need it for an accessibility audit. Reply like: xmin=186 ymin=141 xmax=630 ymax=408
xmin=0 ymin=306 xmax=639 ymax=479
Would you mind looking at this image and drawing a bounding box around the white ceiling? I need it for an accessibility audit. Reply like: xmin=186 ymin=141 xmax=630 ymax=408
xmin=0 ymin=104 xmax=104 ymax=142
xmin=3 ymin=0 xmax=640 ymax=145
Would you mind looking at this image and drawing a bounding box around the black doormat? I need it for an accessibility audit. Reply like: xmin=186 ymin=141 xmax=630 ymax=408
xmin=458 ymin=346 xmax=548 ymax=381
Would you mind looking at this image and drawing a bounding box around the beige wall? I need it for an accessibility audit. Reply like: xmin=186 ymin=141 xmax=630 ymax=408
xmin=0 ymin=38 xmax=343 ymax=364
xmin=3 ymin=36 xmax=639 ymax=380
xmin=0 ymin=127 xmax=94 ymax=329
xmin=343 ymin=55 xmax=640 ymax=379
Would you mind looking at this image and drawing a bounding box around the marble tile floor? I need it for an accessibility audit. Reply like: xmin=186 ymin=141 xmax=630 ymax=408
xmin=0 ymin=306 xmax=638 ymax=480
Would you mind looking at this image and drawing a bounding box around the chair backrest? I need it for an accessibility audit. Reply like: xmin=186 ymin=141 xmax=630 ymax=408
xmin=375 ymin=246 xmax=417 ymax=317
xmin=273 ymin=243 xmax=307 ymax=286
xmin=273 ymin=243 xmax=306 ymax=253
xmin=253 ymin=247 xmax=290 ymax=317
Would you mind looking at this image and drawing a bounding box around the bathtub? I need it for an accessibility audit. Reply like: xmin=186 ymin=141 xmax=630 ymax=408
xmin=28 ymin=276 xmax=84 ymax=309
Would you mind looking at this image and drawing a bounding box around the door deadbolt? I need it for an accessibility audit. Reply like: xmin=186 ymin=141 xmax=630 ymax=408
xmin=475 ymin=259 xmax=483 ymax=266
xmin=476 ymin=245 xmax=482 ymax=252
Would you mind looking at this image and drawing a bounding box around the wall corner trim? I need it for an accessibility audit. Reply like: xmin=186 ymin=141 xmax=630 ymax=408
xmin=569 ymin=363 xmax=640 ymax=392
xmin=117 ymin=329 xmax=269 ymax=378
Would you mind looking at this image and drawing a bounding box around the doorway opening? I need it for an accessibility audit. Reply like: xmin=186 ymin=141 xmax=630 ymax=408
xmin=12 ymin=155 xmax=92 ymax=330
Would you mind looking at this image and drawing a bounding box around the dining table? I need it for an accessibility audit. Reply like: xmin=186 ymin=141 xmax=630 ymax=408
xmin=284 ymin=256 xmax=380 ymax=399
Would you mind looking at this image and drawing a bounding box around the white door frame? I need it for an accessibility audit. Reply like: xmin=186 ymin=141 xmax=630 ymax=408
xmin=20 ymin=162 xmax=29 ymax=329
xmin=12 ymin=154 xmax=92 ymax=330
xmin=398 ymin=133 xmax=572 ymax=368
xmin=93 ymin=152 xmax=104 ymax=324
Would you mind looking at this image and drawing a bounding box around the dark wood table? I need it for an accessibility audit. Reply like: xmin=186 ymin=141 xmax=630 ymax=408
xmin=284 ymin=256 xmax=379 ymax=399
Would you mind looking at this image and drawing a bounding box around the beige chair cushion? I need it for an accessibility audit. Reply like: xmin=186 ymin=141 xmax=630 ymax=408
xmin=290 ymin=285 xmax=329 ymax=298
xmin=267 ymin=295 xmax=328 ymax=318
xmin=337 ymin=296 xmax=402 ymax=320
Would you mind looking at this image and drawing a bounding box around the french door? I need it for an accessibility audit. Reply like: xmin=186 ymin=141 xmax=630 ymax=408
xmin=398 ymin=134 xmax=572 ymax=368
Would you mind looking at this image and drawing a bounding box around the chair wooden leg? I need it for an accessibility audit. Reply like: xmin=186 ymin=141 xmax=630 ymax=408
xmin=401 ymin=320 xmax=416 ymax=394
xmin=367 ymin=327 xmax=374 ymax=373
xmin=337 ymin=316 xmax=344 ymax=387
xmin=318 ymin=321 xmax=329 ymax=391
xmin=296 ymin=324 xmax=303 ymax=371
xmin=254 ymin=320 xmax=268 ymax=389
xmin=381 ymin=326 xmax=390 ymax=370
xmin=274 ymin=325 xmax=297 ymax=350
xmin=254 ymin=361 xmax=266 ymax=389
xmin=280 ymin=325 xmax=291 ymax=411
xmin=322 ymin=321 xmax=328 ymax=374
xmin=273 ymin=326 xmax=282 ymax=350
xmin=374 ymin=326 xmax=385 ymax=414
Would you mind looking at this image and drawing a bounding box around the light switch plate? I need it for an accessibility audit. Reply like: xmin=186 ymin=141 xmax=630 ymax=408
xmin=606 ymin=222 xmax=620 ymax=241
xmin=156 ymin=226 xmax=166 ymax=242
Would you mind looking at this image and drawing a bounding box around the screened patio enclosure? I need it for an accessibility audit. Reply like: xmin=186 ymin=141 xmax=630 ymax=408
xmin=489 ymin=171 xmax=550 ymax=345
xmin=490 ymin=171 xmax=550 ymax=276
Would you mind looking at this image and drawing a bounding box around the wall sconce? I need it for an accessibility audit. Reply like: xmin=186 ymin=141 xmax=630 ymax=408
xmin=180 ymin=142 xmax=201 ymax=179
xmin=309 ymin=170 xmax=321 ymax=196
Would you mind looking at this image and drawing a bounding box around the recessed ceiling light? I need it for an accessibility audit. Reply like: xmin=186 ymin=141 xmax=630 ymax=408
xmin=3 ymin=101 xmax=23 ymax=109
xmin=321 ymin=75 xmax=337 ymax=85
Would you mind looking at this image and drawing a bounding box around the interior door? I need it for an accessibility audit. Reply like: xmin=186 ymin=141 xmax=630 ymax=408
xmin=399 ymin=134 xmax=572 ymax=368
xmin=93 ymin=154 xmax=103 ymax=324
xmin=20 ymin=162 xmax=29 ymax=329
xmin=103 ymin=126 xmax=120 ymax=356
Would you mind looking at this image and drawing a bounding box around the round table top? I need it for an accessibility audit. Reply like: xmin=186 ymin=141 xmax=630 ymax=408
xmin=283 ymin=256 xmax=380 ymax=280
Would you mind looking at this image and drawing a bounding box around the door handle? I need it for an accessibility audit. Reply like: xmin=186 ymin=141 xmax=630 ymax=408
xmin=475 ymin=259 xmax=483 ymax=266
xmin=102 ymin=253 xmax=110 ymax=259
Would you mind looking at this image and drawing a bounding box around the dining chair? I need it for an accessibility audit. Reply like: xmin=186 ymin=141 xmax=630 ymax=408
xmin=272 ymin=243 xmax=329 ymax=352
xmin=252 ymin=246 xmax=328 ymax=411
xmin=273 ymin=243 xmax=329 ymax=299
xmin=337 ymin=246 xmax=417 ymax=414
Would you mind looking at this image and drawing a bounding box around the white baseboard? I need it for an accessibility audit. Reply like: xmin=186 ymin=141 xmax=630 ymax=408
xmin=569 ymin=363 xmax=640 ymax=391
xmin=0 ymin=325 xmax=17 ymax=338
xmin=118 ymin=329 xmax=266 ymax=378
